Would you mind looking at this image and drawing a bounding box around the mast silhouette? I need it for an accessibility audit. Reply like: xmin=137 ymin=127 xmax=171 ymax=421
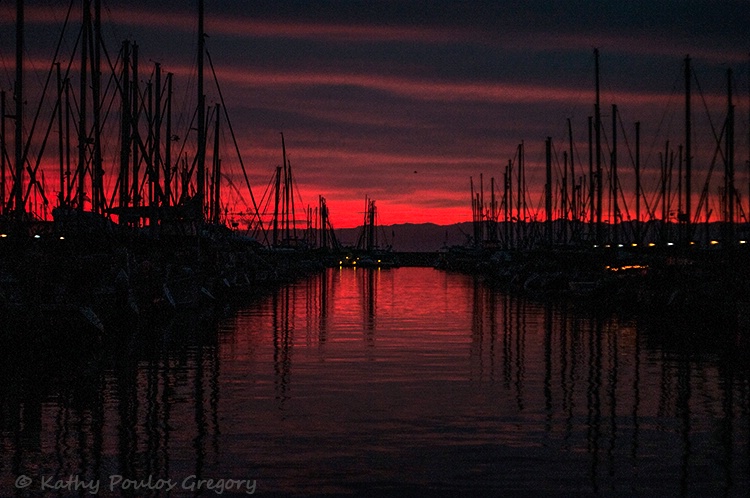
xmin=92 ymin=0 xmax=103 ymax=214
xmin=567 ymin=118 xmax=575 ymax=236
xmin=611 ymin=104 xmax=618 ymax=244
xmin=594 ymin=49 xmax=603 ymax=244
xmin=56 ymin=63 xmax=64 ymax=207
xmin=14 ymin=0 xmax=25 ymax=217
xmin=212 ymin=104 xmax=221 ymax=224
xmin=635 ymin=121 xmax=641 ymax=244
xmin=1 ymin=91 xmax=6 ymax=214
xmin=197 ymin=0 xmax=206 ymax=221
xmin=684 ymin=56 xmax=692 ymax=242
xmin=545 ymin=137 xmax=552 ymax=246
xmin=588 ymin=115 xmax=594 ymax=232
xmin=118 ymin=41 xmax=130 ymax=211
xmin=725 ymin=68 xmax=735 ymax=242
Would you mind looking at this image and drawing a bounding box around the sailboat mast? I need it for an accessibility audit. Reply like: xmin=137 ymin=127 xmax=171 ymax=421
xmin=272 ymin=166 xmax=280 ymax=246
xmin=567 ymin=118 xmax=575 ymax=225
xmin=56 ymin=63 xmax=64 ymax=207
xmin=611 ymin=104 xmax=618 ymax=244
xmin=368 ymin=199 xmax=375 ymax=251
xmin=545 ymin=136 xmax=552 ymax=246
xmin=480 ymin=173 xmax=484 ymax=243
xmin=667 ymin=147 xmax=674 ymax=241
xmin=152 ymin=62 xmax=161 ymax=225
xmin=146 ymin=80 xmax=153 ymax=221
xmin=14 ymin=0 xmax=25 ymax=216
xmin=319 ymin=195 xmax=326 ymax=250
xmin=677 ymin=145 xmax=683 ymax=238
xmin=517 ymin=142 xmax=523 ymax=246
xmin=1 ymin=91 xmax=6 ymax=214
xmin=65 ymin=73 xmax=71 ymax=203
xmin=588 ymin=115 xmax=593 ymax=231
xmin=635 ymin=121 xmax=641 ymax=244
xmin=164 ymin=72 xmax=173 ymax=208
xmin=594 ymin=49 xmax=602 ymax=244
xmin=131 ymin=43 xmax=140 ymax=209
xmin=660 ymin=141 xmax=668 ymax=242
xmin=726 ymin=68 xmax=735 ymax=241
xmin=281 ymin=132 xmax=289 ymax=241
xmin=77 ymin=0 xmax=89 ymax=213
xmin=507 ymin=159 xmax=512 ymax=248
xmin=289 ymin=161 xmax=297 ymax=241
xmin=490 ymin=176 xmax=496 ymax=242
xmin=92 ymin=0 xmax=103 ymax=214
xmin=118 ymin=40 xmax=130 ymax=210
xmin=562 ymin=151 xmax=568 ymax=237
xmin=470 ymin=177 xmax=478 ymax=246
xmin=684 ymin=55 xmax=692 ymax=241
xmin=212 ymin=103 xmax=221 ymax=224
xmin=197 ymin=0 xmax=206 ymax=220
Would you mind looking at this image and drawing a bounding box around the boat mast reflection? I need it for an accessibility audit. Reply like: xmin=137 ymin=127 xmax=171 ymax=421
xmin=0 ymin=315 xmax=221 ymax=491
xmin=467 ymin=279 xmax=749 ymax=496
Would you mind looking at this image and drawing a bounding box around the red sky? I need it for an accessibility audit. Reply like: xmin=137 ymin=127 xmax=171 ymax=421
xmin=1 ymin=1 xmax=748 ymax=228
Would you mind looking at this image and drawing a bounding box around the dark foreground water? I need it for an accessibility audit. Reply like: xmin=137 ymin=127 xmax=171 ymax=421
xmin=1 ymin=267 xmax=749 ymax=496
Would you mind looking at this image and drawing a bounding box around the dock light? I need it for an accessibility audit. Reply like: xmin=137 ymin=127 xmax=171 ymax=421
xmin=617 ymin=244 xmax=624 ymax=248
xmin=377 ymin=259 xmax=381 ymax=263
xmin=0 ymin=234 xmax=6 ymax=238
xmin=59 ymin=236 xmax=65 ymax=240
xmin=352 ymin=261 xmax=356 ymax=265
xmin=631 ymin=243 xmax=638 ymax=247
xmin=34 ymin=234 xmax=40 ymax=239
xmin=667 ymin=242 xmax=674 ymax=246
xmin=339 ymin=261 xmax=343 ymax=265
xmin=593 ymin=244 xmax=599 ymax=248
xmin=689 ymin=241 xmax=696 ymax=245
xmin=740 ymin=240 xmax=747 ymax=244
xmin=605 ymin=244 xmax=611 ymax=248
xmin=648 ymin=242 xmax=656 ymax=247
xmin=710 ymin=240 xmax=719 ymax=245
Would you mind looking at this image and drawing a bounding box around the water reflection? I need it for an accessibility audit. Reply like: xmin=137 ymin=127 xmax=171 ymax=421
xmin=0 ymin=268 xmax=748 ymax=496
xmin=0 ymin=314 xmax=222 ymax=496
xmin=459 ymin=271 xmax=747 ymax=496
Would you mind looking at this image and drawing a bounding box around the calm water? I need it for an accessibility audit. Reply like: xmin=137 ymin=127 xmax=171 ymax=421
xmin=1 ymin=267 xmax=749 ymax=496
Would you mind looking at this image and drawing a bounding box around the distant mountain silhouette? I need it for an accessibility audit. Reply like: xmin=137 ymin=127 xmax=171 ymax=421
xmin=335 ymin=220 xmax=750 ymax=252
xmin=335 ymin=222 xmax=473 ymax=252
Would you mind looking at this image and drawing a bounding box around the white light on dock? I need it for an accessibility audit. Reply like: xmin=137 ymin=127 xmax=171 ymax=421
xmin=667 ymin=242 xmax=674 ymax=246
xmin=605 ymin=244 xmax=611 ymax=248
xmin=593 ymin=244 xmax=599 ymax=248
xmin=59 ymin=236 xmax=65 ymax=240
xmin=617 ymin=244 xmax=624 ymax=248
xmin=740 ymin=240 xmax=747 ymax=244
xmin=0 ymin=234 xmax=6 ymax=238
xmin=34 ymin=234 xmax=41 ymax=239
